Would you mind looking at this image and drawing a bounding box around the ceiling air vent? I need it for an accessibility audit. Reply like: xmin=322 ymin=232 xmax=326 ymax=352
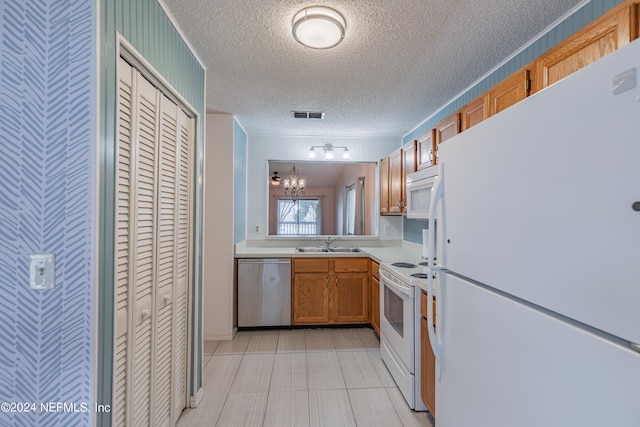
xmin=291 ymin=111 xmax=325 ymax=120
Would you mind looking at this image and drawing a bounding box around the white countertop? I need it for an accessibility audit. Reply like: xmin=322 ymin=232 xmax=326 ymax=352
xmin=234 ymin=240 xmax=424 ymax=264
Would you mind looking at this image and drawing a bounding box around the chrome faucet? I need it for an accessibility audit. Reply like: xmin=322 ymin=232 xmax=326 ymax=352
xmin=324 ymin=236 xmax=340 ymax=248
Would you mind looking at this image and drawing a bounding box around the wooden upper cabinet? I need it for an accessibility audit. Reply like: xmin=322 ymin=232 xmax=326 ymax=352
xmin=535 ymin=2 xmax=639 ymax=91
xmin=489 ymin=69 xmax=531 ymax=116
xmin=401 ymin=140 xmax=417 ymax=213
xmin=461 ymin=94 xmax=490 ymax=131
xmin=416 ymin=129 xmax=436 ymax=170
xmin=436 ymin=112 xmax=460 ymax=145
xmin=388 ymin=148 xmax=403 ymax=214
xmin=379 ymin=156 xmax=390 ymax=215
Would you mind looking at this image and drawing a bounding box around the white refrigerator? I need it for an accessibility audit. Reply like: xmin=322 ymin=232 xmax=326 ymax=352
xmin=423 ymin=39 xmax=640 ymax=426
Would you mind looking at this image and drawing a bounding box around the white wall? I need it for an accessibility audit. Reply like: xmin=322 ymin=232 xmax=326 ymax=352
xmin=203 ymin=113 xmax=235 ymax=340
xmin=246 ymin=134 xmax=403 ymax=240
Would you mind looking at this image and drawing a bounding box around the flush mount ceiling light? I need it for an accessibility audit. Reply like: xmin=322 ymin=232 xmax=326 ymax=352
xmin=308 ymin=143 xmax=350 ymax=160
xmin=292 ymin=6 xmax=346 ymax=49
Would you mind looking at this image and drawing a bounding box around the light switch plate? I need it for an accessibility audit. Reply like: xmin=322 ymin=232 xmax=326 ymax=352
xmin=29 ymin=253 xmax=55 ymax=290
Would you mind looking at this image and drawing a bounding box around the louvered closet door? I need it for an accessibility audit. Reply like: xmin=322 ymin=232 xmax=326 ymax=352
xmin=173 ymin=107 xmax=192 ymax=422
xmin=154 ymin=94 xmax=179 ymax=427
xmin=114 ymin=56 xmax=193 ymax=427
xmin=113 ymin=58 xmax=134 ymax=427
xmin=131 ymin=69 xmax=160 ymax=427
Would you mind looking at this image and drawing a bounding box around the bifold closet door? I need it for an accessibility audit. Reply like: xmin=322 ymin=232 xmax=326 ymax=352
xmin=154 ymin=94 xmax=178 ymax=427
xmin=114 ymin=58 xmax=159 ymax=427
xmin=173 ymin=106 xmax=191 ymax=422
xmin=114 ymin=57 xmax=192 ymax=427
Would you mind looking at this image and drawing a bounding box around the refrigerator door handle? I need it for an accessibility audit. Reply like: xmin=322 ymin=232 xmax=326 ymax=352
xmin=428 ymin=163 xmax=444 ymax=270
xmin=427 ymin=162 xmax=445 ymax=379
xmin=427 ymin=270 xmax=443 ymax=379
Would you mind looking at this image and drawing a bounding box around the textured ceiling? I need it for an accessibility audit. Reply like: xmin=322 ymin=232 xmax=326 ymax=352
xmin=162 ymin=0 xmax=584 ymax=137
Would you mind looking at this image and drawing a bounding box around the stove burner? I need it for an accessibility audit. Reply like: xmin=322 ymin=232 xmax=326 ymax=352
xmin=391 ymin=262 xmax=417 ymax=268
xmin=411 ymin=273 xmax=430 ymax=279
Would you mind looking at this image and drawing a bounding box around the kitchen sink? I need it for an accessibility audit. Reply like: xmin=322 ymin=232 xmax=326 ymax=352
xmin=327 ymin=247 xmax=363 ymax=253
xmin=295 ymin=247 xmax=363 ymax=253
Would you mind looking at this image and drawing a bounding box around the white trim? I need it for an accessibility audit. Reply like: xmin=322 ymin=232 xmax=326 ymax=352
xmin=156 ymin=0 xmax=207 ymax=70
xmin=204 ymin=332 xmax=235 ymax=341
xmin=403 ymin=0 xmax=591 ymax=139
xmin=92 ymin=1 xmax=101 ymax=426
xmin=189 ymin=387 xmax=204 ymax=408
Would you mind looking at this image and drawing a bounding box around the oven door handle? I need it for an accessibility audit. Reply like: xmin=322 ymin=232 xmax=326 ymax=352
xmin=380 ymin=273 xmax=411 ymax=298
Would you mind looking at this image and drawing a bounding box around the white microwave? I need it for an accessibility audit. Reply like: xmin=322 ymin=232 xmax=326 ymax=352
xmin=406 ymin=166 xmax=438 ymax=219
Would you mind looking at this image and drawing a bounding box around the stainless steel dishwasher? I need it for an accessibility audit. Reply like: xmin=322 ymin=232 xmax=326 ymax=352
xmin=237 ymin=258 xmax=291 ymax=327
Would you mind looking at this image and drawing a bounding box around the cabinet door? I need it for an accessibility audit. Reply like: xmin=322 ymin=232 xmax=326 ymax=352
xmin=421 ymin=317 xmax=436 ymax=416
xmin=332 ymin=272 xmax=369 ymax=323
xmin=401 ymin=140 xmax=417 ymax=213
xmin=292 ymin=273 xmax=330 ymax=324
xmin=436 ymin=112 xmax=460 ymax=145
xmin=535 ymin=4 xmax=637 ymax=91
xmin=461 ymin=94 xmax=490 ymax=131
xmin=489 ymin=70 xmax=530 ymax=116
xmin=370 ymin=275 xmax=380 ymax=335
xmin=379 ymin=156 xmax=390 ymax=215
xmin=417 ymin=130 xmax=436 ymax=170
xmin=388 ymin=148 xmax=403 ymax=214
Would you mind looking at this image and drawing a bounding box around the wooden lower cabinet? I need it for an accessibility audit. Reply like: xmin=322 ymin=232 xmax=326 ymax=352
xmin=332 ymin=272 xmax=369 ymax=323
xmin=370 ymin=275 xmax=380 ymax=335
xmin=292 ymin=273 xmax=330 ymax=324
xmin=370 ymin=260 xmax=380 ymax=335
xmin=421 ymin=290 xmax=436 ymax=416
xmin=292 ymin=258 xmax=369 ymax=325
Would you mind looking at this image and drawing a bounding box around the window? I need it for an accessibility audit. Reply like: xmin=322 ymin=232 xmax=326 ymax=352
xmin=277 ymin=198 xmax=321 ymax=235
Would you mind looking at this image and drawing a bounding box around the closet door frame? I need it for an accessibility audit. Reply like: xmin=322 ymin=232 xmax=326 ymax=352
xmin=113 ymin=35 xmax=201 ymax=425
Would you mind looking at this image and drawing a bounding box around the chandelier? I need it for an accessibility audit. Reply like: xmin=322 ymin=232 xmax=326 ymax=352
xmin=283 ymin=164 xmax=305 ymax=201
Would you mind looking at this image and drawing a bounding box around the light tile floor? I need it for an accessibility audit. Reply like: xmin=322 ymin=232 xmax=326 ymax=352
xmin=177 ymin=328 xmax=434 ymax=427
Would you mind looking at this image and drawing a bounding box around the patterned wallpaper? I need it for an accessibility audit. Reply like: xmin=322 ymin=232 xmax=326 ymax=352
xmin=0 ymin=0 xmax=95 ymax=426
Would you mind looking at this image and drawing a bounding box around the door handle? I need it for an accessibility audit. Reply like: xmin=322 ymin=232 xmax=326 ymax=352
xmin=325 ymin=276 xmax=328 ymax=288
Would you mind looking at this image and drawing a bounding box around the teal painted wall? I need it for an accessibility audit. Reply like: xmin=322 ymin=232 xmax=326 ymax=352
xmin=233 ymin=119 xmax=247 ymax=244
xmin=98 ymin=0 xmax=206 ymax=425
xmin=403 ymin=0 xmax=625 ymax=242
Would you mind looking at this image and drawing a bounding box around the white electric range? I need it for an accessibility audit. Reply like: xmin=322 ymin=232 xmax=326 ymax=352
xmin=379 ymin=258 xmax=436 ymax=412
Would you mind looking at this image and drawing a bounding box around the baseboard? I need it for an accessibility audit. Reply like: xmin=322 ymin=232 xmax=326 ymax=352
xmin=203 ymin=331 xmax=234 ymax=340
xmin=189 ymin=387 xmax=204 ymax=408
